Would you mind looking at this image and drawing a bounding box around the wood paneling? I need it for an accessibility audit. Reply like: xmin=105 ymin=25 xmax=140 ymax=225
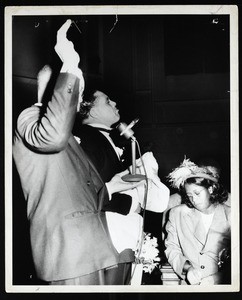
xmin=12 ymin=15 xmax=231 ymax=191
xmin=155 ymin=98 xmax=229 ymax=124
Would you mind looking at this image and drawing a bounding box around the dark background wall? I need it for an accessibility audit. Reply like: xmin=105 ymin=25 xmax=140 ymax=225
xmin=12 ymin=14 xmax=230 ymax=284
xmin=13 ymin=14 xmax=230 ymax=186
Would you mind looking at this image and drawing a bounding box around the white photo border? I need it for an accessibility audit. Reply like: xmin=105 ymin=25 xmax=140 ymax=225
xmin=5 ymin=5 xmax=240 ymax=293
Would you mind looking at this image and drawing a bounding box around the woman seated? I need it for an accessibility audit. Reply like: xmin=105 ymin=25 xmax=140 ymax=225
xmin=164 ymin=158 xmax=230 ymax=285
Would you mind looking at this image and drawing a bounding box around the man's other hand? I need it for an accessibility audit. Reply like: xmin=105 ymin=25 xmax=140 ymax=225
xmin=106 ymin=169 xmax=145 ymax=195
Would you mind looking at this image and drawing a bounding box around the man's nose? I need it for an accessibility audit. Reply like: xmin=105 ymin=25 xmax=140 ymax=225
xmin=111 ymin=100 xmax=116 ymax=107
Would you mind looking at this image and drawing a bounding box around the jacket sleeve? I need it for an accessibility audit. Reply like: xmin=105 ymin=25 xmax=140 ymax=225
xmin=102 ymin=193 xmax=132 ymax=215
xmin=164 ymin=208 xmax=188 ymax=278
xmin=16 ymin=73 xmax=80 ymax=153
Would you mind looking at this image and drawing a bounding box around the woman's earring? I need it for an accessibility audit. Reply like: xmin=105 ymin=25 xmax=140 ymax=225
xmin=208 ymin=187 xmax=213 ymax=194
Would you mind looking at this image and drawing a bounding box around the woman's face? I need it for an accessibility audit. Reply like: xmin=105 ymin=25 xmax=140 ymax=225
xmin=184 ymin=183 xmax=214 ymax=214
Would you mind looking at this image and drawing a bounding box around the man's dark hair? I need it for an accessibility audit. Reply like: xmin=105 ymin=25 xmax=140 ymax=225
xmin=78 ymin=89 xmax=98 ymax=120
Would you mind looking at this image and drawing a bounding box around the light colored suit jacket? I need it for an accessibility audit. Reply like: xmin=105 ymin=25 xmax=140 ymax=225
xmin=165 ymin=203 xmax=230 ymax=282
xmin=13 ymin=73 xmax=120 ymax=281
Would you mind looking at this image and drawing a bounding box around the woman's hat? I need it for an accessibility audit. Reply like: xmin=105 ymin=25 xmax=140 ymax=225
xmin=167 ymin=157 xmax=219 ymax=189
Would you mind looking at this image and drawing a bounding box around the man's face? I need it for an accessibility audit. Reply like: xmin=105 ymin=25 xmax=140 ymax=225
xmin=90 ymin=91 xmax=120 ymax=127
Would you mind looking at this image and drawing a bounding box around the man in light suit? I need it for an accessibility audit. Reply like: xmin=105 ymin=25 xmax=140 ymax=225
xmin=13 ymin=19 xmax=143 ymax=285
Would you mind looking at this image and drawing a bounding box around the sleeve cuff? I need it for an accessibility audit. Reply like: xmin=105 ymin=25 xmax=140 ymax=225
xmin=60 ymin=64 xmax=83 ymax=80
xmin=105 ymin=183 xmax=112 ymax=201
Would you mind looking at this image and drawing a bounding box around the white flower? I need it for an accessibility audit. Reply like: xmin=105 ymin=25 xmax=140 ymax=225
xmin=135 ymin=232 xmax=160 ymax=274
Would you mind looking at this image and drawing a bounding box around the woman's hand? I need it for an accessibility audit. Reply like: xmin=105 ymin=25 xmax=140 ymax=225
xmin=186 ymin=266 xmax=202 ymax=285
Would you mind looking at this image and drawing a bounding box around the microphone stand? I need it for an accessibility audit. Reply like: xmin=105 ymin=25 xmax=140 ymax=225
xmin=121 ymin=136 xmax=146 ymax=182
xmin=116 ymin=121 xmax=146 ymax=182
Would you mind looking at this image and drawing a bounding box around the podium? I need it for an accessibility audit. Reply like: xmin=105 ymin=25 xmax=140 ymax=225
xmin=160 ymin=262 xmax=182 ymax=285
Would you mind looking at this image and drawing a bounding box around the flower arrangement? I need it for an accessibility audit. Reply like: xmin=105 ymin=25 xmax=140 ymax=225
xmin=135 ymin=232 xmax=160 ymax=274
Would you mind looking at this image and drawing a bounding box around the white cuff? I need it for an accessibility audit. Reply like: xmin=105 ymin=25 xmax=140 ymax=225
xmin=105 ymin=183 xmax=112 ymax=201
xmin=60 ymin=64 xmax=83 ymax=80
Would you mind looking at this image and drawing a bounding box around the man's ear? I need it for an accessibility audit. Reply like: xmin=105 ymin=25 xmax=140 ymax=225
xmin=88 ymin=107 xmax=97 ymax=119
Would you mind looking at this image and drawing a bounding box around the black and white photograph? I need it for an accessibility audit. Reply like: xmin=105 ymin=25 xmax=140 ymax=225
xmin=4 ymin=4 xmax=239 ymax=294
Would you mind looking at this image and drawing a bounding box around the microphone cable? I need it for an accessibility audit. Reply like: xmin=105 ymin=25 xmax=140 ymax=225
xmin=128 ymin=138 xmax=149 ymax=285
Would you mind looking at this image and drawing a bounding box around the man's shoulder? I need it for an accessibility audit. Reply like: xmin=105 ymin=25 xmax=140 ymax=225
xmin=74 ymin=124 xmax=101 ymax=138
xmin=75 ymin=125 xmax=109 ymax=151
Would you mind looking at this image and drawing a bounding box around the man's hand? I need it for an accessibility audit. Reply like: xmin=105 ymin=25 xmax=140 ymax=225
xmin=54 ymin=19 xmax=84 ymax=94
xmin=54 ymin=19 xmax=80 ymax=68
xmin=106 ymin=169 xmax=145 ymax=195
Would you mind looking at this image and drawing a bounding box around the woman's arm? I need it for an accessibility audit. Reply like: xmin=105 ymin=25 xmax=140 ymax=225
xmin=164 ymin=208 xmax=188 ymax=278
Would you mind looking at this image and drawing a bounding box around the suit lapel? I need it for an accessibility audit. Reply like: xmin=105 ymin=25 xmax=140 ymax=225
xmin=98 ymin=129 xmax=123 ymax=163
xmin=90 ymin=126 xmax=123 ymax=170
xmin=69 ymin=135 xmax=90 ymax=171
xmin=203 ymin=205 xmax=229 ymax=251
xmin=183 ymin=208 xmax=207 ymax=246
xmin=69 ymin=135 xmax=104 ymax=186
xmin=210 ymin=204 xmax=228 ymax=230
xmin=184 ymin=205 xmax=229 ymax=251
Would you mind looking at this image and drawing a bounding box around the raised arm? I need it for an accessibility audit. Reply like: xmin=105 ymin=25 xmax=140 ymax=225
xmin=16 ymin=19 xmax=84 ymax=153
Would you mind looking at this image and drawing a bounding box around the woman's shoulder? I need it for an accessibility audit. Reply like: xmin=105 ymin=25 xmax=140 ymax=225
xmin=221 ymin=202 xmax=231 ymax=213
xmin=216 ymin=203 xmax=231 ymax=222
xmin=170 ymin=203 xmax=190 ymax=215
xmin=218 ymin=202 xmax=230 ymax=211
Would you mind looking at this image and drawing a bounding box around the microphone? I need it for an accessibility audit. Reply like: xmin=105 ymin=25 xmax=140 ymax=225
xmin=116 ymin=118 xmax=139 ymax=140
xmin=116 ymin=118 xmax=145 ymax=182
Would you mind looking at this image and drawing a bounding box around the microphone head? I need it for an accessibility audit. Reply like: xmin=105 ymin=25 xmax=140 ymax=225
xmin=116 ymin=118 xmax=139 ymax=139
xmin=116 ymin=122 xmax=134 ymax=139
xmin=132 ymin=118 xmax=139 ymax=126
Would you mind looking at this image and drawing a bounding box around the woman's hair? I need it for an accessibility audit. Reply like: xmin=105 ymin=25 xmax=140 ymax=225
xmin=78 ymin=89 xmax=98 ymax=121
xmin=180 ymin=177 xmax=229 ymax=208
